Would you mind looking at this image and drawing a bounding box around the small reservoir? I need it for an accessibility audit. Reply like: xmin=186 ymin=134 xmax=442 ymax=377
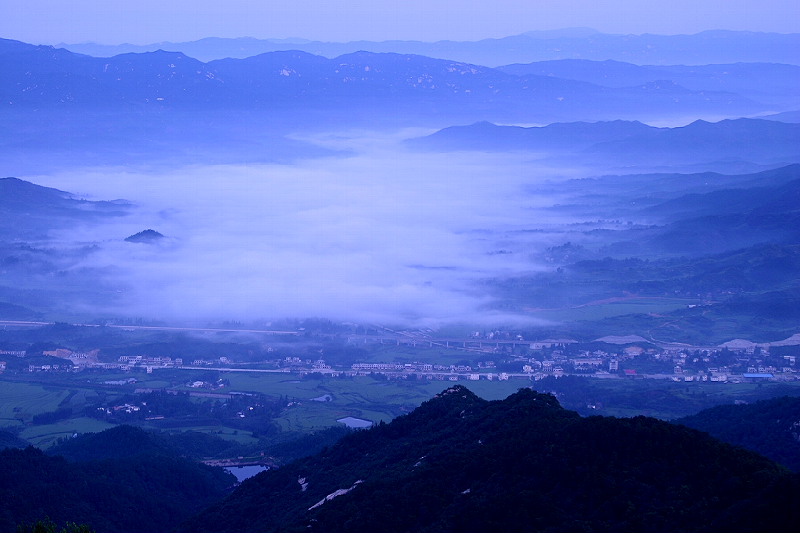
xmin=337 ymin=416 xmax=373 ymax=428
xmin=225 ymin=465 xmax=269 ymax=482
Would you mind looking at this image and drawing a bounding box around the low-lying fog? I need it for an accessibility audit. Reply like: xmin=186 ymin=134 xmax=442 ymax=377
xmin=29 ymin=130 xmax=599 ymax=326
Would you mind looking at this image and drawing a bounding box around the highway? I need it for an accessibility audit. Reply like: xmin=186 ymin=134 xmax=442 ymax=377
xmin=0 ymin=320 xmax=298 ymax=335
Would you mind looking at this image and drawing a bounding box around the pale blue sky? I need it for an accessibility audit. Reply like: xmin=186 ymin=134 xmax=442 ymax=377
xmin=2 ymin=0 xmax=798 ymax=45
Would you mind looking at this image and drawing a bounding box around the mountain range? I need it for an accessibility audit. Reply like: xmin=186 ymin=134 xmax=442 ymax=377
xmin=0 ymin=38 xmax=773 ymax=125
xmin=56 ymin=29 xmax=800 ymax=67
xmin=497 ymin=59 xmax=800 ymax=107
xmin=2 ymin=33 xmax=798 ymax=175
xmin=410 ymin=118 xmax=800 ymax=170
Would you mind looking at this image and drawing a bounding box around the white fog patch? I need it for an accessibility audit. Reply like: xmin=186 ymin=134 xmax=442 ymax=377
xmin=29 ymin=132 xmax=582 ymax=326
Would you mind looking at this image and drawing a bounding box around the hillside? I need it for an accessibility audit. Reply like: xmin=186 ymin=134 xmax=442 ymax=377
xmin=497 ymin=60 xmax=800 ymax=107
xmin=677 ymin=396 xmax=800 ymax=471
xmin=410 ymin=118 xmax=800 ymax=168
xmin=0 ymin=177 xmax=129 ymax=239
xmin=0 ymin=426 xmax=234 ymax=533
xmin=183 ymin=386 xmax=799 ymax=533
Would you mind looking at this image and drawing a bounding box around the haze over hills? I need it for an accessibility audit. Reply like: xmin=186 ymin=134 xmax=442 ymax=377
xmin=3 ymin=157 xmax=799 ymax=336
xmin=56 ymin=29 xmax=800 ymax=66
xmin=409 ymin=118 xmax=800 ymax=171
xmin=3 ymin=32 xmax=797 ymax=177
xmin=0 ymin=27 xmax=797 ymax=342
xmin=497 ymin=59 xmax=800 ymax=108
xmin=0 ymin=177 xmax=130 ymax=239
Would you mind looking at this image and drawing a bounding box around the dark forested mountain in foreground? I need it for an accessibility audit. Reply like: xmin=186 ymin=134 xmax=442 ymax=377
xmin=183 ymin=386 xmax=800 ymax=533
xmin=0 ymin=426 xmax=234 ymax=533
xmin=3 ymin=390 xmax=800 ymax=533
xmin=678 ymin=396 xmax=800 ymax=472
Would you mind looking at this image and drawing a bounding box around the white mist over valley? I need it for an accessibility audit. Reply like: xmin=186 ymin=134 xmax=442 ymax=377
xmin=30 ymin=131 xmax=586 ymax=325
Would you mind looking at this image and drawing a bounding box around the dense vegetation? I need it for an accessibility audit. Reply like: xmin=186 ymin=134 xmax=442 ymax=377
xmin=677 ymin=396 xmax=800 ymax=471
xmin=184 ymin=385 xmax=799 ymax=533
xmin=0 ymin=429 xmax=26 ymax=449
xmin=0 ymin=426 xmax=234 ymax=533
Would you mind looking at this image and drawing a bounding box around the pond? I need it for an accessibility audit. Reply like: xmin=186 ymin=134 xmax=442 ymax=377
xmin=337 ymin=416 xmax=373 ymax=428
xmin=225 ymin=465 xmax=270 ymax=482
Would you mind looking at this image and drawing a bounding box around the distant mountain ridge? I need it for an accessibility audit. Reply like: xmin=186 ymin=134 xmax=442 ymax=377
xmin=0 ymin=38 xmax=768 ymax=124
xmin=497 ymin=59 xmax=800 ymax=107
xmin=411 ymin=118 xmax=800 ymax=167
xmin=408 ymin=119 xmax=659 ymax=152
xmin=55 ymin=30 xmax=800 ymax=66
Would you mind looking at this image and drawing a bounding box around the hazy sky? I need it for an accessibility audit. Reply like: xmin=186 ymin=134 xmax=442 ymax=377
xmin=3 ymin=0 xmax=798 ymax=45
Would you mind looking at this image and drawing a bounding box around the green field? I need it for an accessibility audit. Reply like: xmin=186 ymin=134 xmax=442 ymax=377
xmin=221 ymin=372 xmax=527 ymax=432
xmin=156 ymin=425 xmax=261 ymax=445
xmin=19 ymin=417 xmax=116 ymax=448
xmin=0 ymin=381 xmax=72 ymax=425
xmin=529 ymin=297 xmax=698 ymax=322
xmin=5 ymin=367 xmax=800 ymax=454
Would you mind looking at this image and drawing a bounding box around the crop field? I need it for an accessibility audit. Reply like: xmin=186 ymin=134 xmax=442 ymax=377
xmin=19 ymin=417 xmax=115 ymax=448
xmin=158 ymin=425 xmax=261 ymax=445
xmin=5 ymin=366 xmax=800 ymax=452
xmin=530 ymin=297 xmax=699 ymax=322
xmin=0 ymin=380 xmax=72 ymax=425
xmin=226 ymin=373 xmax=532 ymax=432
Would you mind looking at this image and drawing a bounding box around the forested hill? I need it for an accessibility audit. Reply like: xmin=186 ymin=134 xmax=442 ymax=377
xmin=0 ymin=426 xmax=234 ymax=533
xmin=183 ymin=385 xmax=800 ymax=533
xmin=677 ymin=396 xmax=800 ymax=472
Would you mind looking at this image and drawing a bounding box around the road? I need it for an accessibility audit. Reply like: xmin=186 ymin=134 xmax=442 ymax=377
xmin=0 ymin=320 xmax=298 ymax=335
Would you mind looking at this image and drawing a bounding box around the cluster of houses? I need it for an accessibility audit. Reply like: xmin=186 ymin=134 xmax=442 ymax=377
xmin=117 ymin=355 xmax=185 ymax=371
xmin=4 ymin=332 xmax=799 ymax=383
xmin=0 ymin=349 xmax=24 ymax=373
xmin=347 ymin=361 xmax=511 ymax=381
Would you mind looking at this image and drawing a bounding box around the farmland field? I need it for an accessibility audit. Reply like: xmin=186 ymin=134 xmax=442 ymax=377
xmin=19 ymin=417 xmax=116 ymax=448
xmin=0 ymin=381 xmax=72 ymax=425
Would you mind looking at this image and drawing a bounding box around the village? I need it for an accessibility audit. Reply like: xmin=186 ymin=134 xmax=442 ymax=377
xmin=3 ymin=329 xmax=799 ymax=384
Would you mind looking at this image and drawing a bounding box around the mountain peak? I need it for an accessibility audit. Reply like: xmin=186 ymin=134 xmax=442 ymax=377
xmin=433 ymin=384 xmax=479 ymax=400
xmin=125 ymin=229 xmax=165 ymax=243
